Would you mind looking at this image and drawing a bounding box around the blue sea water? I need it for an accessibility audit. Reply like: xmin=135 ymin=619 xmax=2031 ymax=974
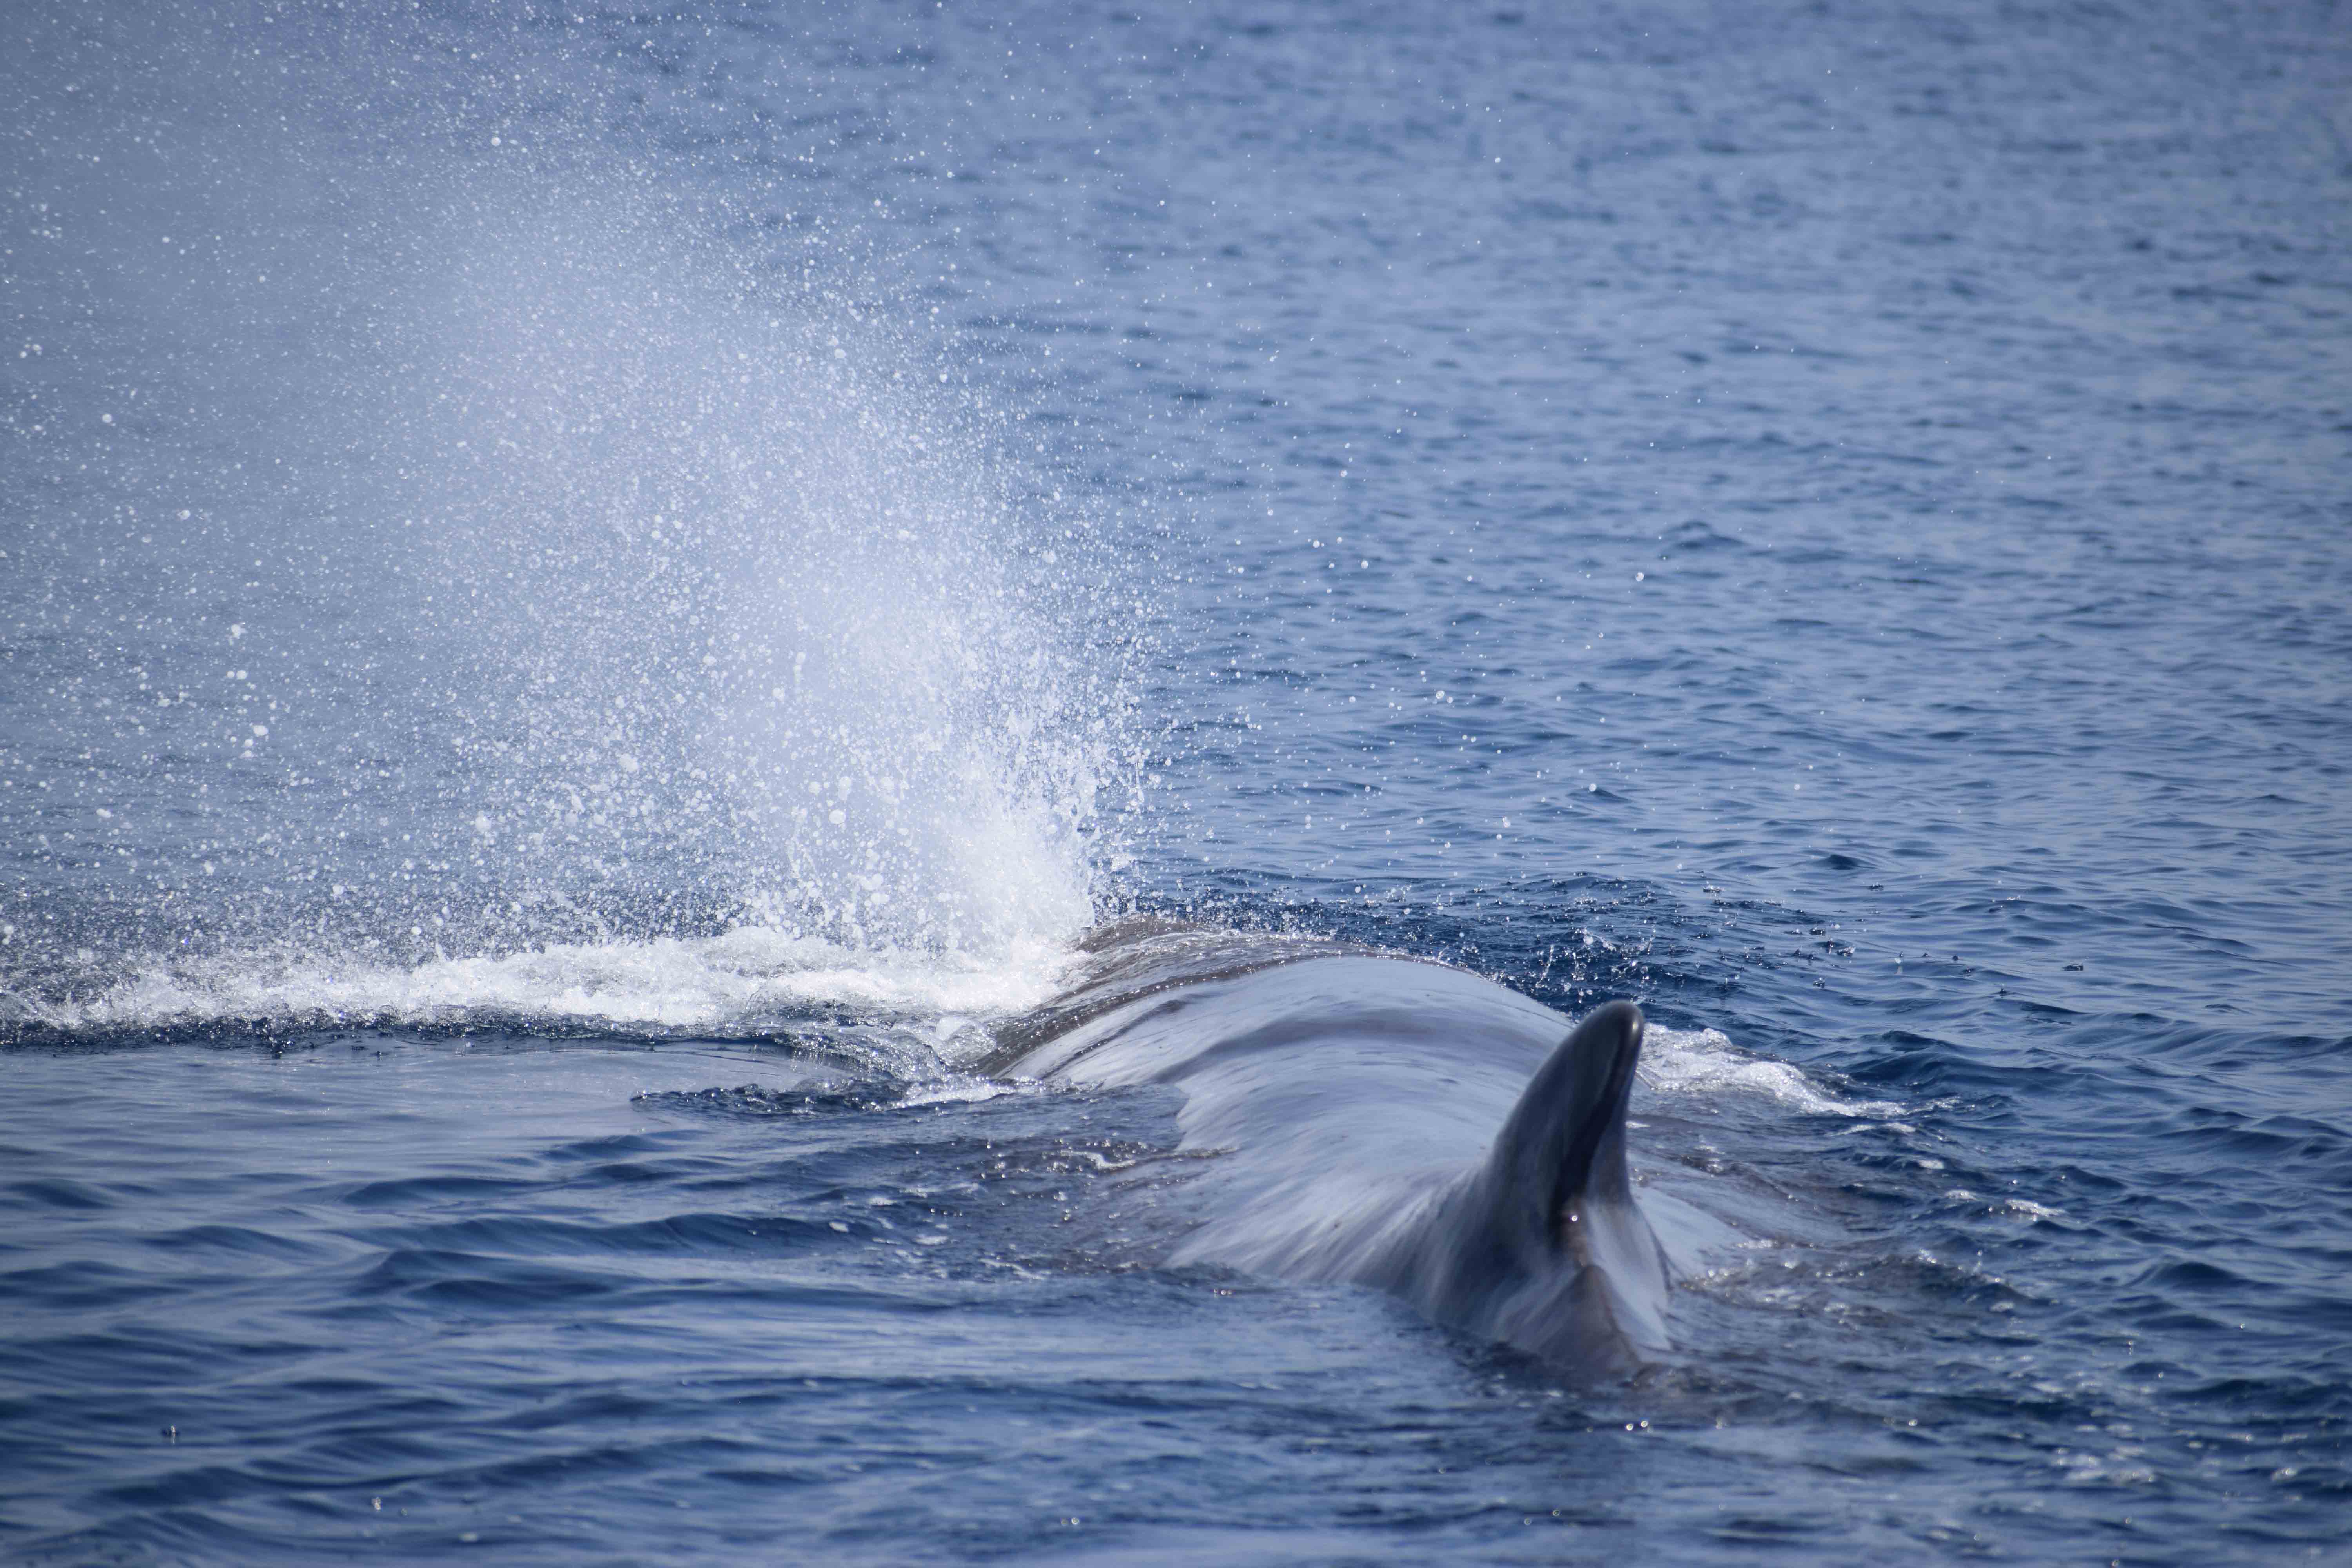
xmin=3 ymin=1 xmax=2349 ymax=1562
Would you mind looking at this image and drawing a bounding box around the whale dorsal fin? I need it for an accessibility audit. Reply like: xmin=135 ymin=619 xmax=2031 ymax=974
xmin=1483 ymin=1000 xmax=1645 ymax=1255
xmin=1441 ymin=999 xmax=1671 ymax=1365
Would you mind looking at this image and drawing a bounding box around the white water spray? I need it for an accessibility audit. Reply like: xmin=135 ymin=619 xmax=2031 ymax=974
xmin=0 ymin=28 xmax=1154 ymax=1033
xmin=372 ymin=174 xmax=1127 ymax=958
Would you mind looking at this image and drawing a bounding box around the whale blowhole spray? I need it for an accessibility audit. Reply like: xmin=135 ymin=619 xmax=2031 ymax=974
xmin=0 ymin=35 xmax=1157 ymax=1034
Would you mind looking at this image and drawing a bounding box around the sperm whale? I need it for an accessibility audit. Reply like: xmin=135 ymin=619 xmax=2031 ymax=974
xmin=983 ymin=922 xmax=1676 ymax=1370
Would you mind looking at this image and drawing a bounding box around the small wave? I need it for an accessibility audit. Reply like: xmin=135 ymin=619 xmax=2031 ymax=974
xmin=1643 ymin=1024 xmax=1902 ymax=1118
xmin=635 ymin=1073 xmax=1029 ymax=1117
xmin=5 ymin=926 xmax=1077 ymax=1040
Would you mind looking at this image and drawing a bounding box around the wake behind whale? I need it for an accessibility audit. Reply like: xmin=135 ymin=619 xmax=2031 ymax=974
xmin=986 ymin=922 xmax=1703 ymax=1370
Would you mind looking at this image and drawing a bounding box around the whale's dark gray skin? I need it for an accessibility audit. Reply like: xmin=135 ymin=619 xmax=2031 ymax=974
xmin=985 ymin=921 xmax=1675 ymax=1370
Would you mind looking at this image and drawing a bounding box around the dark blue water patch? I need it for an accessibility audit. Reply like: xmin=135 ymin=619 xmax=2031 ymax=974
xmin=350 ymin=1248 xmax=641 ymax=1310
xmin=0 ymin=1324 xmax=337 ymax=1398
xmin=340 ymin=1174 xmax=555 ymax=1211
xmin=353 ymin=1210 xmax=848 ymax=1261
xmin=2 ymin=1178 xmax=115 ymax=1214
xmin=134 ymin=1223 xmax=337 ymax=1263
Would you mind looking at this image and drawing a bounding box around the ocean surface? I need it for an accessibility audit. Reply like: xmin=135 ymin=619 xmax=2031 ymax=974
xmin=4 ymin=1 xmax=2349 ymax=1562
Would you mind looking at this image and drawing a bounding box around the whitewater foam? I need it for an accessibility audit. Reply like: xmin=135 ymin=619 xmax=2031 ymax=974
xmin=1644 ymin=1025 xmax=1902 ymax=1118
xmin=11 ymin=927 xmax=1079 ymax=1042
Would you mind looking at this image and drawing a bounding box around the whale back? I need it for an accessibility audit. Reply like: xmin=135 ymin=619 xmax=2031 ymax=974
xmin=978 ymin=917 xmax=1409 ymax=1076
xmin=992 ymin=933 xmax=1672 ymax=1368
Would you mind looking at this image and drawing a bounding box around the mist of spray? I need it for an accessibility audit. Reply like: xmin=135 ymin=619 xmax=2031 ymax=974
xmin=370 ymin=174 xmax=1132 ymax=958
xmin=0 ymin=16 xmax=1155 ymax=1033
